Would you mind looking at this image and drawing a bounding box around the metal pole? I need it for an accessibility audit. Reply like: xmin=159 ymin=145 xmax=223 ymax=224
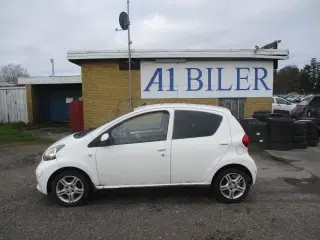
xmin=50 ymin=59 xmax=55 ymax=76
xmin=127 ymin=0 xmax=132 ymax=108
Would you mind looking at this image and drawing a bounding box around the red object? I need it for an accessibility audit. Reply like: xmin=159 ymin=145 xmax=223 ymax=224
xmin=242 ymin=134 xmax=249 ymax=147
xmin=69 ymin=99 xmax=84 ymax=133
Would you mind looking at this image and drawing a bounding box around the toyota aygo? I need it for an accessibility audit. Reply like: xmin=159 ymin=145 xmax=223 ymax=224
xmin=36 ymin=103 xmax=257 ymax=207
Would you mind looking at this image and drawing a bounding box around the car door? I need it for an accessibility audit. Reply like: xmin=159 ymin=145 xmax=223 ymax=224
xmin=93 ymin=109 xmax=173 ymax=187
xmin=170 ymin=108 xmax=230 ymax=183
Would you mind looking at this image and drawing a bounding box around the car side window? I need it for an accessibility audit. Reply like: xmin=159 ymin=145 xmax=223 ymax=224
xmin=272 ymin=98 xmax=275 ymax=103
xmin=277 ymin=98 xmax=288 ymax=105
xmin=172 ymin=110 xmax=223 ymax=140
xmin=110 ymin=111 xmax=170 ymax=145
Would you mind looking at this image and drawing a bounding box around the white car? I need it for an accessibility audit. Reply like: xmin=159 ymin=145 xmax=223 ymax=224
xmin=36 ymin=103 xmax=257 ymax=207
xmin=272 ymin=97 xmax=297 ymax=113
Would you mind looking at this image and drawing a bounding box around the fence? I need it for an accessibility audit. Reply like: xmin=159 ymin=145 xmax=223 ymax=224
xmin=0 ymin=86 xmax=28 ymax=123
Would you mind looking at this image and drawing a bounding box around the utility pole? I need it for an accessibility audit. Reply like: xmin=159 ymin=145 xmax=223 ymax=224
xmin=116 ymin=1 xmax=133 ymax=108
xmin=127 ymin=0 xmax=132 ymax=108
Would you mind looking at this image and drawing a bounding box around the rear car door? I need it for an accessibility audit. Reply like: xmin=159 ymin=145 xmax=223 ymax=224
xmin=170 ymin=108 xmax=231 ymax=183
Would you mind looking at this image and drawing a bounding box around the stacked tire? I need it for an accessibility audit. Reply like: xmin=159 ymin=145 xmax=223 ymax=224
xmin=268 ymin=118 xmax=293 ymax=151
xmin=239 ymin=118 xmax=254 ymax=135
xmin=292 ymin=121 xmax=307 ymax=149
xmin=239 ymin=118 xmax=268 ymax=149
xmin=252 ymin=111 xmax=271 ymax=122
xmin=298 ymin=119 xmax=319 ymax=146
xmin=250 ymin=120 xmax=269 ymax=149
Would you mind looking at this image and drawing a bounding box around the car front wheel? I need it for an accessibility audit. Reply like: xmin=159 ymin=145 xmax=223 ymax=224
xmin=212 ymin=168 xmax=250 ymax=203
xmin=51 ymin=170 xmax=90 ymax=207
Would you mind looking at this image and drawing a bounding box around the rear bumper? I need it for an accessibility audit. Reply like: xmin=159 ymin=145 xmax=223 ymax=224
xmin=246 ymin=154 xmax=257 ymax=185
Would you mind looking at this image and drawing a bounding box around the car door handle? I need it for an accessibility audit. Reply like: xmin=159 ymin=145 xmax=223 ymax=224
xmin=220 ymin=142 xmax=229 ymax=146
xmin=157 ymin=147 xmax=166 ymax=152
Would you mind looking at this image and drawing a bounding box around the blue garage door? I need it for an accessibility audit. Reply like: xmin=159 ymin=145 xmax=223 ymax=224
xmin=49 ymin=89 xmax=81 ymax=122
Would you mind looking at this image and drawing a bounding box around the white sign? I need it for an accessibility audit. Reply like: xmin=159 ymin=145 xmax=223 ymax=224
xmin=66 ymin=98 xmax=73 ymax=103
xmin=140 ymin=61 xmax=274 ymax=99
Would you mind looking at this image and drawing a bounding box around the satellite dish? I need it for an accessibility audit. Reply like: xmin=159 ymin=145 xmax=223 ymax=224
xmin=119 ymin=12 xmax=129 ymax=30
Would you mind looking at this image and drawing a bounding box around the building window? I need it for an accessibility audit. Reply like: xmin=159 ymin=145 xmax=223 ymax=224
xmin=219 ymin=98 xmax=245 ymax=119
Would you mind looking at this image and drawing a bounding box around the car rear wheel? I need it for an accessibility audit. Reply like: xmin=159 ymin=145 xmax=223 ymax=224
xmin=212 ymin=168 xmax=250 ymax=203
xmin=51 ymin=170 xmax=90 ymax=207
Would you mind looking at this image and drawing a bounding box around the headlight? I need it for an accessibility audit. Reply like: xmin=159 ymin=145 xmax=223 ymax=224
xmin=43 ymin=145 xmax=65 ymax=161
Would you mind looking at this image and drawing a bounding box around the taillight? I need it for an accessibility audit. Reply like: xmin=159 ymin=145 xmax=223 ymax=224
xmin=242 ymin=134 xmax=249 ymax=147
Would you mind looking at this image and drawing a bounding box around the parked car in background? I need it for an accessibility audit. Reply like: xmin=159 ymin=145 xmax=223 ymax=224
xmin=272 ymin=96 xmax=297 ymax=114
xmin=290 ymin=95 xmax=305 ymax=103
xmin=284 ymin=95 xmax=295 ymax=101
xmin=300 ymin=94 xmax=314 ymax=103
xmin=291 ymin=95 xmax=320 ymax=128
xmin=36 ymin=104 xmax=257 ymax=207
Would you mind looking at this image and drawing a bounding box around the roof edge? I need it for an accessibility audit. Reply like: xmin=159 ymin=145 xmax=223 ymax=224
xmin=67 ymin=49 xmax=289 ymax=63
xmin=18 ymin=75 xmax=81 ymax=85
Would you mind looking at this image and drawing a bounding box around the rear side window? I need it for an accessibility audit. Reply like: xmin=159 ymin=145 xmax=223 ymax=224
xmin=172 ymin=110 xmax=223 ymax=140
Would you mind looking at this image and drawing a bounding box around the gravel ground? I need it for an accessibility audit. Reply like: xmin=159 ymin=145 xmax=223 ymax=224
xmin=0 ymin=145 xmax=320 ymax=240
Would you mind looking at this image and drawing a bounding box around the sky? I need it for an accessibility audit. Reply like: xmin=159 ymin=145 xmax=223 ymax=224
xmin=0 ymin=0 xmax=319 ymax=76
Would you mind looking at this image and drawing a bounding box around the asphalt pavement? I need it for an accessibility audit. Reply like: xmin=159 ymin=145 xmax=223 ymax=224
xmin=266 ymin=146 xmax=320 ymax=178
xmin=1 ymin=145 xmax=320 ymax=240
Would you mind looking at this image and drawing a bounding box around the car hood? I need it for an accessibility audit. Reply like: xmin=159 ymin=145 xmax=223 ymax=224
xmin=47 ymin=133 xmax=75 ymax=149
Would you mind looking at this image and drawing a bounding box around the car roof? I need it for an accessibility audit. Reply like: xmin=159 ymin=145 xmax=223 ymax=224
xmin=134 ymin=103 xmax=231 ymax=114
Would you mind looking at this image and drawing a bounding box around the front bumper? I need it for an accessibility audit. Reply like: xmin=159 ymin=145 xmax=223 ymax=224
xmin=35 ymin=159 xmax=60 ymax=195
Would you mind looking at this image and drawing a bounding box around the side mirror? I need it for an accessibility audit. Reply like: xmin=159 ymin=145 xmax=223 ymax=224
xmin=100 ymin=133 xmax=109 ymax=142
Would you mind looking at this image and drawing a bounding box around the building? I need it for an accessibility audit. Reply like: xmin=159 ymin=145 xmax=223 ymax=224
xmin=18 ymin=76 xmax=82 ymax=123
xmin=67 ymin=49 xmax=289 ymax=129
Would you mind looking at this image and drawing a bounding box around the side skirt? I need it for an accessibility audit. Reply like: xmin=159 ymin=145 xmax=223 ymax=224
xmin=95 ymin=182 xmax=211 ymax=190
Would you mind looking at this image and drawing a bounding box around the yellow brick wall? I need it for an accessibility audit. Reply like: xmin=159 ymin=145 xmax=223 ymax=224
xmin=81 ymin=61 xmax=271 ymax=128
xmin=26 ymin=85 xmax=39 ymax=124
xmin=26 ymin=85 xmax=33 ymax=123
xmin=245 ymin=98 xmax=272 ymax=118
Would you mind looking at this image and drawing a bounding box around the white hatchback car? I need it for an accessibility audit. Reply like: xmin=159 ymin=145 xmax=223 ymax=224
xmin=36 ymin=104 xmax=257 ymax=207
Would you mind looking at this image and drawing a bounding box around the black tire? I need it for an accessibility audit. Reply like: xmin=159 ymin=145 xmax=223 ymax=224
xmin=293 ymin=130 xmax=306 ymax=136
xmin=212 ymin=168 xmax=250 ymax=203
xmin=51 ymin=170 xmax=91 ymax=207
xmin=306 ymin=133 xmax=318 ymax=140
xmin=269 ymin=142 xmax=293 ymax=151
xmin=293 ymin=136 xmax=306 ymax=143
xmin=293 ymin=142 xmax=308 ymax=149
xmin=293 ymin=122 xmax=307 ymax=135
xmin=269 ymin=135 xmax=292 ymax=143
xmin=268 ymin=119 xmax=293 ymax=135
xmin=307 ymin=140 xmax=319 ymax=147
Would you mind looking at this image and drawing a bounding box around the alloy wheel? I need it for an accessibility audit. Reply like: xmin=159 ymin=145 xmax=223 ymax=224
xmin=55 ymin=176 xmax=84 ymax=203
xmin=219 ymin=173 xmax=246 ymax=200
